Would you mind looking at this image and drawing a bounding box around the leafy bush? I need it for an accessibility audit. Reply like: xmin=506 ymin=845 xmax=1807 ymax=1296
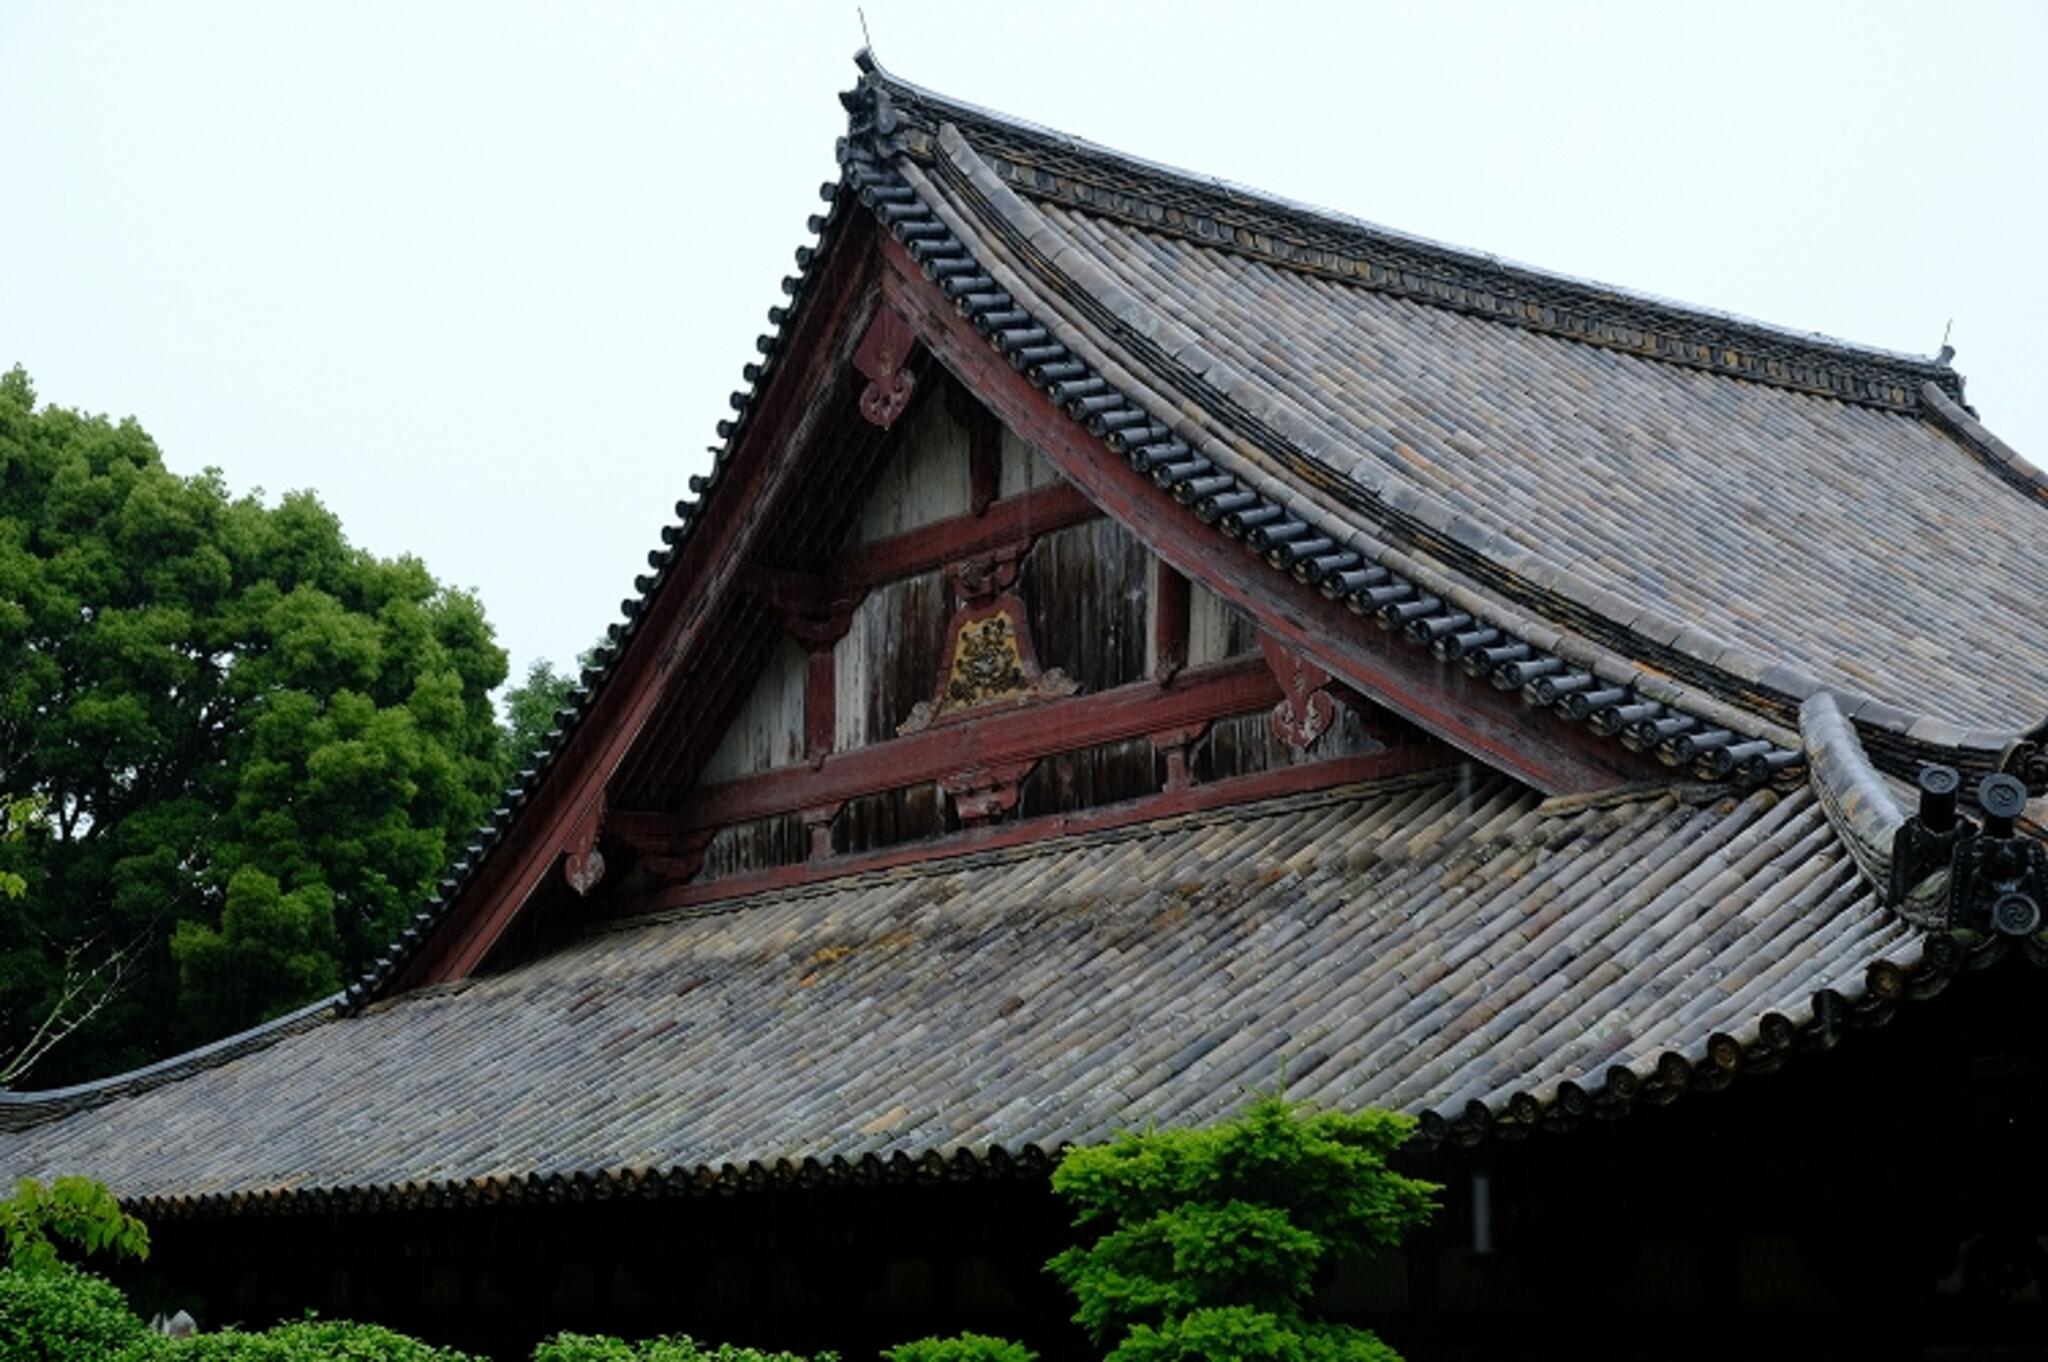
xmin=0 ymin=1260 xmax=148 ymax=1360
xmin=0 ymin=1175 xmax=150 ymax=1272
xmin=883 ymin=1334 xmax=1037 ymax=1362
xmin=1110 ymin=1306 xmax=1399 ymax=1361
xmin=531 ymin=1336 xmax=836 ymax=1362
xmin=119 ymin=1316 xmax=482 ymax=1360
xmin=1046 ymin=1097 xmax=1436 ymax=1362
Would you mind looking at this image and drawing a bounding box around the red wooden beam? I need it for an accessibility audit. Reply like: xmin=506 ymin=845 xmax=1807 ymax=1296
xmin=631 ymin=745 xmax=1461 ymax=915
xmin=837 ymin=477 xmax=1097 ymax=589
xmin=681 ymin=657 xmax=1280 ymax=831
xmin=393 ymin=224 xmax=887 ymax=990
xmin=878 ymin=238 xmax=1640 ymax=796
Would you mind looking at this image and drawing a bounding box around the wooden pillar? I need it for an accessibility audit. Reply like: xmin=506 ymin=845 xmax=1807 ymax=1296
xmin=1153 ymin=561 xmax=1190 ymax=683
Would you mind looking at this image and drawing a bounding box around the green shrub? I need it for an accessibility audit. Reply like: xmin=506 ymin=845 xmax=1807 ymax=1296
xmin=121 ymin=1316 xmax=482 ymax=1360
xmin=530 ymin=1335 xmax=835 ymax=1362
xmin=0 ymin=1261 xmax=148 ymax=1360
xmin=0 ymin=1176 xmax=150 ymax=1272
xmin=883 ymin=1333 xmax=1037 ymax=1362
xmin=1109 ymin=1307 xmax=1400 ymax=1361
xmin=1047 ymin=1096 xmax=1437 ymax=1362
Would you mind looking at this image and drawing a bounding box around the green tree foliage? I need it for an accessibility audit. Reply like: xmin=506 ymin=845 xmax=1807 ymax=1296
xmin=0 ymin=795 xmax=34 ymax=901
xmin=499 ymin=657 xmax=577 ymax=774
xmin=0 ymin=1260 xmax=147 ymax=1361
xmin=0 ymin=366 xmax=508 ymax=1080
xmin=883 ymin=1334 xmax=1037 ymax=1362
xmin=0 ymin=1176 xmax=149 ymax=1273
xmin=1045 ymin=1097 xmax=1437 ymax=1362
xmin=531 ymin=1338 xmax=834 ymax=1362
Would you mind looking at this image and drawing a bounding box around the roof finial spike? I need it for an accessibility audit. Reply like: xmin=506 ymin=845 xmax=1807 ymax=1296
xmin=1936 ymin=318 xmax=1955 ymax=367
xmin=854 ymin=9 xmax=876 ymax=70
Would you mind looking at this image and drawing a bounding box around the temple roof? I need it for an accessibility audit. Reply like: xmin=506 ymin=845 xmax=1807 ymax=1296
xmin=858 ymin=58 xmax=2048 ymax=742
xmin=2 ymin=59 xmax=2040 ymax=1210
xmin=0 ymin=766 xmax=1929 ymax=1213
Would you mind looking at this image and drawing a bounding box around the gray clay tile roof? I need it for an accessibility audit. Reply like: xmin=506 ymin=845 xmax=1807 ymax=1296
xmin=0 ymin=768 xmax=1926 ymax=1211
xmin=3 ymin=61 xmax=2035 ymax=1216
xmin=860 ymin=62 xmax=2048 ymax=740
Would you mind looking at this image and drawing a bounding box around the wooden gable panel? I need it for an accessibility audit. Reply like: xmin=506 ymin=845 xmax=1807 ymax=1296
xmin=833 ymin=568 xmax=951 ymax=750
xmin=696 ymin=635 xmax=808 ymax=785
xmin=844 ymin=390 xmax=973 ymax=545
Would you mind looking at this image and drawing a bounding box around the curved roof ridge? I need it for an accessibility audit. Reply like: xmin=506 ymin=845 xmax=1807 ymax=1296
xmin=1801 ymin=692 xmax=1909 ymax=900
xmin=0 ymin=992 xmax=341 ymax=1133
xmin=1919 ymin=382 xmax=2048 ymax=507
xmin=857 ymin=53 xmax=1961 ymax=411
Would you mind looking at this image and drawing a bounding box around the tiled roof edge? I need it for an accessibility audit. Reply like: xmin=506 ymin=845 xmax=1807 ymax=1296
xmin=849 ymin=121 xmax=1806 ymax=791
xmin=0 ymin=993 xmax=343 ymax=1133
xmin=1414 ymin=930 xmax=1965 ymax=1152
xmin=111 ymin=936 xmax=1985 ymax=1218
xmin=338 ymin=160 xmax=869 ymax=1012
xmin=1919 ymin=382 xmax=2048 ymax=507
xmin=855 ymin=54 xmax=1961 ymax=415
xmin=124 ymin=1143 xmax=1062 ymax=1221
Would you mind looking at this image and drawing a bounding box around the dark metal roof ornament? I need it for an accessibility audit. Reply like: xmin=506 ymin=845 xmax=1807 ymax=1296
xmin=2000 ymin=715 xmax=2048 ymax=795
xmin=1893 ymin=766 xmax=2048 ymax=961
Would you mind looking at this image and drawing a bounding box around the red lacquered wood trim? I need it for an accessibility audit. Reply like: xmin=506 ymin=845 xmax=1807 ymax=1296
xmin=837 ymin=478 xmax=1098 ymax=589
xmin=395 ymin=225 xmax=887 ymax=989
xmin=679 ymin=657 xmax=1279 ymax=831
xmin=1154 ymin=560 xmax=1190 ymax=680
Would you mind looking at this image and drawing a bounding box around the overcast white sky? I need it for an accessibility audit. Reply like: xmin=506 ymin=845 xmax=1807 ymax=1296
xmin=3 ymin=1 xmax=2041 ymax=690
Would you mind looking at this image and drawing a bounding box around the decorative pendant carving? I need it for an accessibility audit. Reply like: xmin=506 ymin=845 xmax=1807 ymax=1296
xmin=565 ymin=847 xmax=605 ymax=897
xmin=945 ymin=613 xmax=1034 ymax=707
xmin=562 ymin=796 xmax=606 ymax=898
xmin=854 ymin=306 xmax=918 ymax=429
xmin=1258 ymin=634 xmax=1334 ymax=753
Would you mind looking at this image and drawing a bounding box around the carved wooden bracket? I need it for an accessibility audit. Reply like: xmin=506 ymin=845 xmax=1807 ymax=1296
xmin=1259 ymin=634 xmax=1334 ymax=753
xmin=946 ymin=545 xmax=1026 ymax=608
xmin=854 ymin=305 xmax=918 ymax=429
xmin=639 ymin=827 xmax=719 ymax=886
xmin=744 ymin=568 xmax=865 ymax=767
xmin=942 ymin=761 xmax=1034 ymax=827
xmin=1149 ymin=721 xmax=1210 ymax=793
xmin=563 ymin=796 xmax=606 ymax=897
xmin=801 ymin=802 xmax=843 ymax=861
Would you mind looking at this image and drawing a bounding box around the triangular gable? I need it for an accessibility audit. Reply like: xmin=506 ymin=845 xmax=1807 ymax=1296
xmin=370 ymin=129 xmax=1682 ymax=998
xmin=372 ymin=57 xmax=2044 ymax=1006
xmin=377 ymin=191 xmax=1553 ymax=993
